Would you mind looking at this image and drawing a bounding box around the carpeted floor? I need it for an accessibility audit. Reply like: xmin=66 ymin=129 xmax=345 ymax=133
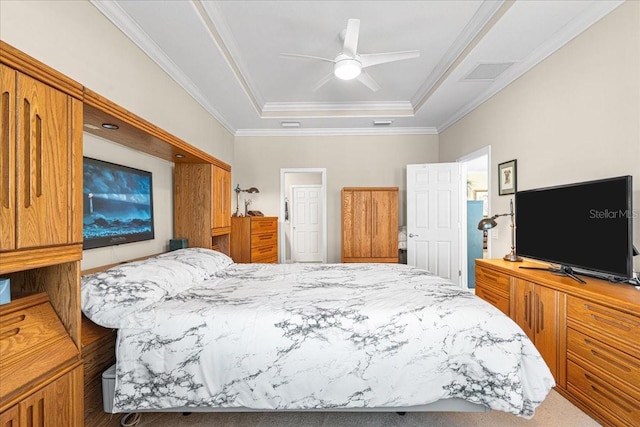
xmin=112 ymin=390 xmax=600 ymax=427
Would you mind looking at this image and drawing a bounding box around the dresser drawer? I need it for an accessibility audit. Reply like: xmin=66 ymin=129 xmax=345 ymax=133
xmin=251 ymin=217 xmax=277 ymax=234
xmin=251 ymin=231 xmax=277 ymax=249
xmin=567 ymin=360 xmax=640 ymax=427
xmin=475 ymin=265 xmax=510 ymax=296
xmin=475 ymin=286 xmax=510 ymax=316
xmin=567 ymin=296 xmax=640 ymax=355
xmin=251 ymin=243 xmax=278 ymax=262
xmin=567 ymin=328 xmax=640 ymax=393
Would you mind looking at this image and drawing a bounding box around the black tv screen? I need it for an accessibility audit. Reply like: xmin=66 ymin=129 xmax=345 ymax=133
xmin=515 ymin=175 xmax=633 ymax=280
xmin=83 ymin=157 xmax=155 ymax=249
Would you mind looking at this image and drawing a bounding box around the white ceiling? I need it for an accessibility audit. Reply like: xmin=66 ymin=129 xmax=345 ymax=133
xmin=91 ymin=0 xmax=623 ymax=136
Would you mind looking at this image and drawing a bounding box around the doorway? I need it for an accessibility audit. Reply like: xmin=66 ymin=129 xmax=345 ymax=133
xmin=457 ymin=146 xmax=490 ymax=290
xmin=279 ymin=168 xmax=327 ymax=263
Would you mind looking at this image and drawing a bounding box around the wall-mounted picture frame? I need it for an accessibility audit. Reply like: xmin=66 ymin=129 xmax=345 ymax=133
xmin=498 ymin=159 xmax=517 ymax=196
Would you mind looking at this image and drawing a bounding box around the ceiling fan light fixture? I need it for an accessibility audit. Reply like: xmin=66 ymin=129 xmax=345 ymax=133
xmin=334 ymin=59 xmax=361 ymax=80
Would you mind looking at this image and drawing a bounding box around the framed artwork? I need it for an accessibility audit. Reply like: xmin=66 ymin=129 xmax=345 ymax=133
xmin=498 ymin=159 xmax=517 ymax=196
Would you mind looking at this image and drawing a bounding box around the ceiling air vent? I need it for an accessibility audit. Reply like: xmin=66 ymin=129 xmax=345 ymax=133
xmin=463 ymin=62 xmax=515 ymax=81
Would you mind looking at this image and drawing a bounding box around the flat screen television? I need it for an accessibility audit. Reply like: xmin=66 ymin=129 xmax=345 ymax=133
xmin=83 ymin=157 xmax=155 ymax=249
xmin=515 ymin=175 xmax=633 ymax=282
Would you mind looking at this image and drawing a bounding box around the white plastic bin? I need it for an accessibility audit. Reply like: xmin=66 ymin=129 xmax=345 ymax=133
xmin=102 ymin=364 xmax=116 ymax=413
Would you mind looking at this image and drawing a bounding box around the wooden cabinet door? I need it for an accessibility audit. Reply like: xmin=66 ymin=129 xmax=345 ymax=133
xmin=371 ymin=190 xmax=398 ymax=258
xmin=212 ymin=166 xmax=230 ymax=230
xmin=342 ymin=189 xmax=371 ymax=258
xmin=534 ymin=284 xmax=560 ymax=382
xmin=16 ymin=72 xmax=74 ymax=249
xmin=0 ymin=64 xmax=16 ymax=251
xmin=14 ymin=367 xmax=83 ymax=427
xmin=0 ymin=403 xmax=19 ymax=427
xmin=512 ymin=278 xmax=559 ymax=381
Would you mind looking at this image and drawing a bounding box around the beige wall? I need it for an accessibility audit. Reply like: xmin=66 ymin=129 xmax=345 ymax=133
xmin=440 ymin=1 xmax=640 ymax=273
xmin=0 ymin=0 xmax=234 ymax=268
xmin=234 ymin=134 xmax=439 ymax=262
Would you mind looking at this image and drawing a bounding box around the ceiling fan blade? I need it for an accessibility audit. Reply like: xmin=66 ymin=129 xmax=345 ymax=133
xmin=360 ymin=51 xmax=420 ymax=68
xmin=342 ymin=18 xmax=360 ymax=57
xmin=280 ymin=53 xmax=335 ymax=63
xmin=356 ymin=70 xmax=380 ymax=92
xmin=312 ymin=72 xmax=335 ymax=92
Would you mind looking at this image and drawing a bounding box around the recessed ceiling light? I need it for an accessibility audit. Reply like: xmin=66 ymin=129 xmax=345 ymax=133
xmin=281 ymin=121 xmax=301 ymax=128
xmin=373 ymin=120 xmax=393 ymax=126
xmin=175 ymin=154 xmax=186 ymax=159
xmin=101 ymin=123 xmax=119 ymax=130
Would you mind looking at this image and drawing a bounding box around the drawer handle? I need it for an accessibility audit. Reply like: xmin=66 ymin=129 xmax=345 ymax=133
xmin=483 ymin=292 xmax=498 ymax=305
xmin=584 ymin=303 xmax=640 ymax=326
xmin=584 ymin=373 xmax=639 ymax=411
xmin=590 ymin=349 xmax=633 ymax=372
xmin=0 ymin=314 xmax=26 ymax=328
xmin=590 ymin=314 xmax=632 ymax=332
xmin=1 ymin=90 xmax=10 ymax=210
xmin=0 ymin=327 xmax=20 ymax=340
xmin=258 ymin=247 xmax=272 ymax=253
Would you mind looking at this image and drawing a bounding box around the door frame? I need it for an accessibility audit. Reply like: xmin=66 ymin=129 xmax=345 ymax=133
xmin=279 ymin=168 xmax=327 ymax=264
xmin=457 ymin=145 xmax=491 ymax=290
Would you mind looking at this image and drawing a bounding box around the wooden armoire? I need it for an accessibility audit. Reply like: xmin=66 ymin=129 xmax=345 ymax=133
xmin=341 ymin=187 xmax=398 ymax=263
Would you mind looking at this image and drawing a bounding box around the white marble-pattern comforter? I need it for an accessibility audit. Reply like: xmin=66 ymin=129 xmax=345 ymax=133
xmin=83 ymin=253 xmax=554 ymax=417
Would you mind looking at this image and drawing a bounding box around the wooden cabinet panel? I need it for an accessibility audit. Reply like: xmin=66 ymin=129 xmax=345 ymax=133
xmin=174 ymin=163 xmax=232 ymax=254
xmin=567 ymin=296 xmax=640 ymax=353
xmin=475 ymin=265 xmax=511 ymax=315
xmin=231 ymin=216 xmax=278 ymax=263
xmin=475 ymin=286 xmax=510 ymax=316
xmin=0 ymin=64 xmax=16 ymax=251
xmin=567 ymin=360 xmax=640 ymax=427
xmin=475 ymin=265 xmax=510 ymax=295
xmin=371 ymin=190 xmax=398 ymax=258
xmin=0 ymin=65 xmax=81 ymax=251
xmin=511 ymin=278 xmax=562 ymax=382
xmin=568 ymin=329 xmax=640 ymax=389
xmin=342 ymin=187 xmax=398 ymax=263
xmin=0 ymin=366 xmax=83 ymax=427
xmin=212 ymin=166 xmax=231 ymax=232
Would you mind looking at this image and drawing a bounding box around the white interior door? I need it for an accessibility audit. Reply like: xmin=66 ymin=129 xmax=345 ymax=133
xmin=291 ymin=185 xmax=323 ymax=262
xmin=407 ymin=163 xmax=461 ymax=285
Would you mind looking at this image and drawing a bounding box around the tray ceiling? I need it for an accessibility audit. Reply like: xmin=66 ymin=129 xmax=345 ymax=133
xmin=91 ymin=0 xmax=623 ymax=136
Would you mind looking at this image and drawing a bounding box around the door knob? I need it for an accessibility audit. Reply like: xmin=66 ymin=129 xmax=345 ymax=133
xmin=409 ymin=233 xmax=419 ymax=238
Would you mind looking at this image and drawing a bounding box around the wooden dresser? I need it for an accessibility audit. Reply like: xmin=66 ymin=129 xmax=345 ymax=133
xmin=341 ymin=187 xmax=398 ymax=263
xmin=230 ymin=216 xmax=279 ymax=263
xmin=476 ymin=258 xmax=640 ymax=427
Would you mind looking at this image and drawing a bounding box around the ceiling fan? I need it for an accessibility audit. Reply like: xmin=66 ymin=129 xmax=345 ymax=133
xmin=281 ymin=18 xmax=420 ymax=92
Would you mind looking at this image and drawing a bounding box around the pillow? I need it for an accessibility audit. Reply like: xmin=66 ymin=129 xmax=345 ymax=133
xmin=81 ymin=248 xmax=233 ymax=329
xmin=156 ymin=247 xmax=234 ymax=277
xmin=81 ymin=257 xmax=206 ymax=329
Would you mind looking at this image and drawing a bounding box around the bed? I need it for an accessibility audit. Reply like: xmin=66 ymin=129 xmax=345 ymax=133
xmin=81 ymin=248 xmax=554 ymax=417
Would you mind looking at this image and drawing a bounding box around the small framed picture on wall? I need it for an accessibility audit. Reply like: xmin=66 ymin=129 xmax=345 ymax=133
xmin=498 ymin=159 xmax=517 ymax=196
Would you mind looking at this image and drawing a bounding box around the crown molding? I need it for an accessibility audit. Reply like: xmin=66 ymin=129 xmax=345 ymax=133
xmin=437 ymin=0 xmax=624 ymax=132
xmin=195 ymin=1 xmax=265 ymax=110
xmin=89 ymin=0 xmax=237 ymax=135
xmin=261 ymin=101 xmax=415 ymax=118
xmin=411 ymin=0 xmax=507 ymax=108
xmin=235 ymin=126 xmax=438 ymax=137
